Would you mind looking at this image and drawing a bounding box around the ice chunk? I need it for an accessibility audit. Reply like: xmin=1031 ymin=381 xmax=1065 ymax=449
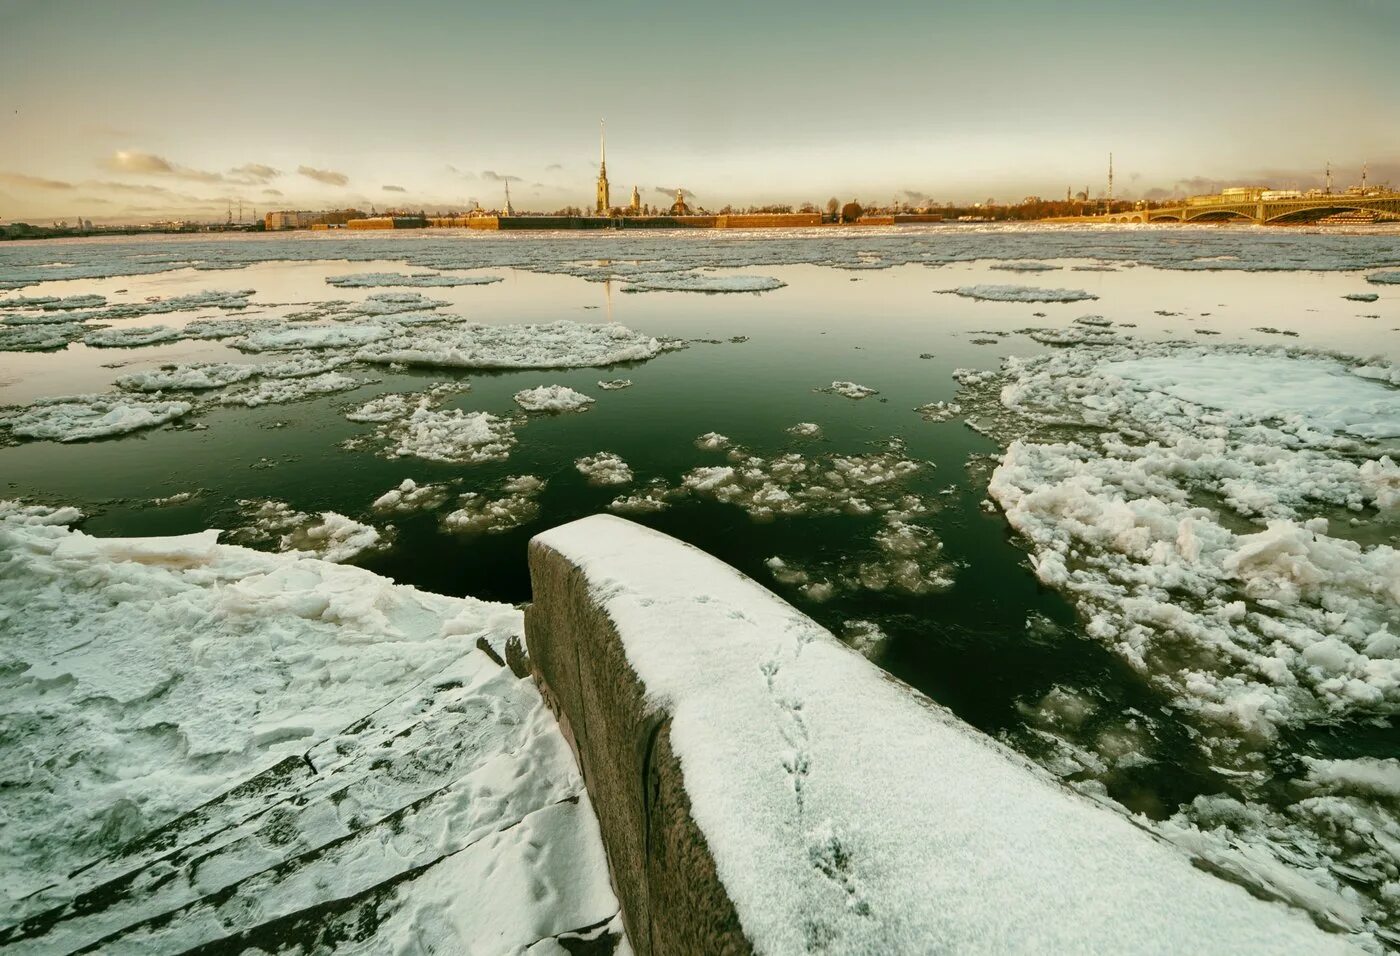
xmin=514 ymin=385 xmax=595 ymax=413
xmin=1 ymin=394 xmax=192 ymax=441
xmin=575 ymin=452 xmax=633 ymax=486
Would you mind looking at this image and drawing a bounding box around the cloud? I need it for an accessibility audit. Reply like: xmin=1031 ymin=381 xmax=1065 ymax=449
xmin=0 ymin=172 xmax=74 ymax=190
xmin=480 ymin=170 xmax=521 ymax=183
xmin=228 ymin=163 xmax=279 ymax=184
xmin=262 ymin=188 xmax=283 ymax=197
xmin=104 ymin=150 xmax=224 ymax=183
xmin=446 ymin=165 xmax=476 ymax=180
xmin=382 ymin=184 xmax=406 ymax=192
xmin=900 ymin=189 xmax=928 ymax=202
xmin=545 ymin=163 xmax=563 ymax=172
xmin=298 ymin=165 xmax=349 ymax=186
xmin=652 ymin=186 xmax=693 ymax=199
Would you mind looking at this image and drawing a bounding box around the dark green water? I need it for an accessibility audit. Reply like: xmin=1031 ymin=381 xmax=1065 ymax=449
xmin=3 ymin=247 xmax=1397 ymax=824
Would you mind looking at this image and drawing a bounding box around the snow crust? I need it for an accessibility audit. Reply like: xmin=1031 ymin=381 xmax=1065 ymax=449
xmin=534 ymin=514 xmax=1352 ymax=955
xmin=0 ymin=514 xmax=621 ymax=950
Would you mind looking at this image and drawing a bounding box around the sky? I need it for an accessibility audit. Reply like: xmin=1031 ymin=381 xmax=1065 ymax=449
xmin=1 ymin=0 xmax=1398 ymax=222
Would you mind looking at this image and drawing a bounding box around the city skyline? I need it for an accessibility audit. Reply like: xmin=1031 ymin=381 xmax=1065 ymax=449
xmin=2 ymin=0 xmax=1397 ymax=223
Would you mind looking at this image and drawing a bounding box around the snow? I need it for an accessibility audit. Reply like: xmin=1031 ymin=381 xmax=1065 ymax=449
xmin=442 ymin=476 xmax=547 ymax=534
xmin=534 ymin=514 xmax=1351 ymax=955
xmin=0 ymin=394 xmax=192 ymax=441
xmin=115 ymin=362 xmax=259 ymax=392
xmin=827 ymin=380 xmax=879 ymax=399
xmin=0 ymin=499 xmax=83 ymax=525
xmin=0 ymin=514 xmax=620 ymax=949
xmin=515 ymin=384 xmax=595 ymax=413
xmin=623 ymin=273 xmax=785 ymax=293
xmin=941 ymin=284 xmax=1099 ymax=303
xmin=575 ymin=452 xmax=634 ymax=486
xmin=81 ymin=324 xmax=183 ymax=347
xmin=326 ymin=271 xmax=503 ymax=287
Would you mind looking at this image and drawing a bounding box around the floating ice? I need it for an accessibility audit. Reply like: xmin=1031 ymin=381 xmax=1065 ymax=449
xmin=941 ymin=284 xmax=1098 ymax=303
xmin=827 ymin=380 xmax=878 ymax=399
xmin=442 ymin=475 xmax=546 ymax=534
xmin=597 ymin=378 xmax=633 ymax=390
xmin=344 ymin=291 xmax=452 ymax=315
xmin=1366 ymin=271 xmax=1400 ymax=284
xmin=575 ymin=452 xmax=633 ymax=486
xmin=1 ymin=394 xmax=192 ymax=442
xmin=787 ymin=422 xmax=823 ymax=438
xmin=382 ymin=407 xmax=517 ymax=464
xmin=695 ymin=431 xmax=731 ymax=450
xmin=115 ymin=362 xmax=259 ymax=392
xmin=514 ymin=384 xmax=595 ymax=413
xmin=915 ymin=400 xmax=962 ymax=422
xmin=623 ymin=273 xmax=785 ymax=293
xmin=82 ymin=325 xmax=182 ymax=348
xmin=0 ymin=322 xmax=86 ymax=351
xmin=371 ymin=478 xmax=454 ymax=514
xmin=237 ymin=322 xmax=392 ymax=352
xmin=216 ymin=371 xmax=365 ymax=407
xmin=234 ymin=499 xmax=387 ymax=563
xmin=355 ymin=321 xmax=666 ymax=370
xmin=326 ymin=271 xmax=503 ymax=287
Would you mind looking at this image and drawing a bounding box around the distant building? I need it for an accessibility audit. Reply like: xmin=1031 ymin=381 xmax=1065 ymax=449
xmin=596 ymin=120 xmax=610 ymax=215
xmin=669 ymin=188 xmax=691 ymax=216
xmin=630 ymin=185 xmax=641 ymax=214
xmin=265 ymin=209 xmax=365 ymax=230
xmin=503 ymin=181 xmax=515 ymax=216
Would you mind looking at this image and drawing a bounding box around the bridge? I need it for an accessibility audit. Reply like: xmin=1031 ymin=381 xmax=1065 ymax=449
xmin=1101 ymin=192 xmax=1400 ymax=225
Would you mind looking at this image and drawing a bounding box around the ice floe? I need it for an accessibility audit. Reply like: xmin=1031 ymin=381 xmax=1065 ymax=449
xmin=826 ymin=380 xmax=879 ymax=399
xmin=216 ymin=371 xmax=366 ymax=407
xmin=941 ymin=284 xmax=1099 ymax=303
xmin=623 ymin=272 xmax=785 ymax=293
xmin=442 ymin=475 xmax=547 ymax=534
xmin=371 ymin=478 xmax=455 ymax=514
xmin=354 ymin=320 xmax=666 ymax=370
xmin=326 ymin=271 xmax=503 ymax=287
xmin=514 ymin=384 xmax=595 ymax=413
xmin=575 ymin=451 xmax=633 ymax=486
xmin=115 ymin=362 xmax=258 ymax=392
xmin=233 ymin=499 xmax=387 ymax=562
xmin=0 ymin=394 xmax=192 ymax=442
xmin=82 ymin=324 xmax=182 ymax=348
xmin=787 ymin=421 xmax=823 ymax=438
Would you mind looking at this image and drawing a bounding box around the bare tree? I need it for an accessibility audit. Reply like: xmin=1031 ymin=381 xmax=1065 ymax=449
xmin=825 ymin=197 xmax=840 ymax=216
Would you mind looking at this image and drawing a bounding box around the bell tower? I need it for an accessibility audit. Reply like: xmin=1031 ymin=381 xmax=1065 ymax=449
xmin=595 ymin=119 xmax=610 ymax=215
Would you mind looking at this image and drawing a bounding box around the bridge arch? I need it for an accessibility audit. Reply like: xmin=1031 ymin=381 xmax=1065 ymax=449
xmin=1264 ymin=203 xmax=1385 ymax=224
xmin=1183 ymin=208 xmax=1254 ymax=223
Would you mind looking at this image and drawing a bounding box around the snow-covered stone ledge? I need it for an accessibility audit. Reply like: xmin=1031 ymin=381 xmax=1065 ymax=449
xmin=525 ymin=515 xmax=1357 ymax=956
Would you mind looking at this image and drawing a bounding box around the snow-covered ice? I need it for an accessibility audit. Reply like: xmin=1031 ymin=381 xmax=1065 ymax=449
xmin=115 ymin=362 xmax=259 ymax=392
xmin=216 ymin=371 xmax=365 ymax=407
xmin=0 ymin=512 xmax=621 ymax=950
xmin=82 ymin=324 xmax=183 ymax=348
xmin=372 ymin=478 xmax=454 ymax=514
